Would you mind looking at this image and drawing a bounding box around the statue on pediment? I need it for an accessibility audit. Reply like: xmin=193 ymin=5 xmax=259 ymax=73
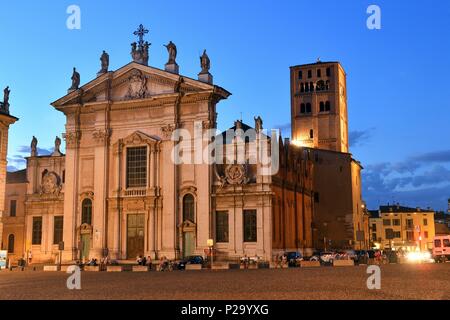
xmin=52 ymin=136 xmax=62 ymax=156
xmin=2 ymin=86 xmax=10 ymax=113
xmin=98 ymin=50 xmax=109 ymax=75
xmin=31 ymin=136 xmax=38 ymax=157
xmin=254 ymin=116 xmax=263 ymax=132
xmin=164 ymin=41 xmax=177 ymax=65
xmin=199 ymin=49 xmax=210 ymax=74
xmin=69 ymin=67 xmax=80 ymax=91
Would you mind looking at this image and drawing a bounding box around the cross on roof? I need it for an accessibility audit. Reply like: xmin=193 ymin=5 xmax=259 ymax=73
xmin=133 ymin=24 xmax=149 ymax=46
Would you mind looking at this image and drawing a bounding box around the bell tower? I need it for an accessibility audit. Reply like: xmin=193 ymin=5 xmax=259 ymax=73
xmin=290 ymin=61 xmax=349 ymax=153
xmin=0 ymin=86 xmax=18 ymax=248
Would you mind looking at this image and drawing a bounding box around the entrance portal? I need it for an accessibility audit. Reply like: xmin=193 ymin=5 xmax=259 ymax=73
xmin=81 ymin=234 xmax=90 ymax=261
xmin=183 ymin=232 xmax=195 ymax=258
xmin=127 ymin=214 xmax=145 ymax=259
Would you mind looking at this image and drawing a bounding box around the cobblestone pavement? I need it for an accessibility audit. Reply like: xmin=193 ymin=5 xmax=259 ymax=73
xmin=0 ymin=263 xmax=448 ymax=300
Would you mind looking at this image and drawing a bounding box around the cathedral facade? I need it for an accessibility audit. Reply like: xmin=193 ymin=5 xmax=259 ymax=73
xmin=2 ymin=28 xmax=316 ymax=264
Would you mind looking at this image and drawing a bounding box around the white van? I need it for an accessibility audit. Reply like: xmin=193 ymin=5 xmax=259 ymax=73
xmin=432 ymin=235 xmax=450 ymax=263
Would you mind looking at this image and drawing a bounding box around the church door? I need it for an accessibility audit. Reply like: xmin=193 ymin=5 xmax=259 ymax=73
xmin=81 ymin=234 xmax=90 ymax=261
xmin=183 ymin=232 xmax=195 ymax=258
xmin=127 ymin=214 xmax=145 ymax=259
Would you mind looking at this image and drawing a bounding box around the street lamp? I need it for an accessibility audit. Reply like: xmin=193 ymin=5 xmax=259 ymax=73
xmin=207 ymin=239 xmax=214 ymax=269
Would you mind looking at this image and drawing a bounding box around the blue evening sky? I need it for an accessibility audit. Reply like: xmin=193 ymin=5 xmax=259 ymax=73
xmin=1 ymin=1 xmax=449 ymax=210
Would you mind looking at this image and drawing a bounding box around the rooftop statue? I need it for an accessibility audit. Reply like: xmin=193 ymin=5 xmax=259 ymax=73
xmin=164 ymin=41 xmax=177 ymax=65
xmin=98 ymin=50 xmax=109 ymax=74
xmin=69 ymin=67 xmax=80 ymax=91
xmin=200 ymin=49 xmax=210 ymax=74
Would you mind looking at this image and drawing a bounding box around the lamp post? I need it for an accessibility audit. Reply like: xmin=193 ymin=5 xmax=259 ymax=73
xmin=207 ymin=239 xmax=214 ymax=269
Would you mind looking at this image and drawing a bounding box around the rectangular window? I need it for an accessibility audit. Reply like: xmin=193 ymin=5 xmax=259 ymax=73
xmin=243 ymin=210 xmax=257 ymax=242
xmin=32 ymin=217 xmax=43 ymax=245
xmin=423 ymin=219 xmax=428 ymax=226
xmin=298 ymin=70 xmax=302 ymax=79
xmin=444 ymin=239 xmax=450 ymax=247
xmin=53 ymin=216 xmax=64 ymax=245
xmin=326 ymin=67 xmax=331 ymax=77
xmin=434 ymin=239 xmax=442 ymax=248
xmin=406 ymin=219 xmax=414 ymax=229
xmin=383 ymin=219 xmax=391 ymax=226
xmin=216 ymin=211 xmax=229 ymax=243
xmin=393 ymin=219 xmax=400 ymax=226
xmin=372 ymin=224 xmax=377 ymax=232
xmin=406 ymin=231 xmax=414 ymax=241
xmin=394 ymin=231 xmax=401 ymax=238
xmin=307 ymin=70 xmax=312 ymax=78
xmin=10 ymin=200 xmax=17 ymax=217
xmin=126 ymin=146 xmax=147 ymax=188
xmin=314 ymin=192 xmax=320 ymax=203
xmin=372 ymin=233 xmax=377 ymax=241
xmin=424 ymin=231 xmax=429 ymax=239
xmin=317 ymin=69 xmax=321 ymax=78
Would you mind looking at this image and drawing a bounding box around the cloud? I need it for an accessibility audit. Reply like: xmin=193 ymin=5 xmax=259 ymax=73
xmin=349 ymin=128 xmax=375 ymax=147
xmin=273 ymin=123 xmax=291 ymax=136
xmin=410 ymin=150 xmax=450 ymax=163
xmin=7 ymin=165 xmax=18 ymax=172
xmin=17 ymin=145 xmax=52 ymax=155
xmin=363 ymin=150 xmax=450 ymax=211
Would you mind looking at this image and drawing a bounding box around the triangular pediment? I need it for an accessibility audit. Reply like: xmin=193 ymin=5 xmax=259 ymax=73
xmin=52 ymin=62 xmax=230 ymax=108
xmin=117 ymin=130 xmax=161 ymax=147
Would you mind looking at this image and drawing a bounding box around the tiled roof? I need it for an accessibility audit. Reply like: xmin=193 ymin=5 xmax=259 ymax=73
xmin=6 ymin=169 xmax=27 ymax=184
xmin=379 ymin=205 xmax=434 ymax=213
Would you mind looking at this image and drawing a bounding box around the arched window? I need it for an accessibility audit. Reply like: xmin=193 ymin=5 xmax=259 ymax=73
xmin=310 ymin=82 xmax=314 ymax=92
xmin=183 ymin=194 xmax=195 ymax=222
xmin=82 ymin=199 xmax=92 ymax=225
xmin=325 ymin=101 xmax=331 ymax=112
xmin=319 ymin=102 xmax=325 ymax=112
xmin=306 ymin=103 xmax=312 ymax=113
xmin=8 ymin=234 xmax=14 ymax=253
xmin=305 ymin=82 xmax=309 ymax=92
xmin=300 ymin=83 xmax=304 ymax=93
xmin=300 ymin=103 xmax=306 ymax=114
xmin=317 ymin=69 xmax=322 ymax=78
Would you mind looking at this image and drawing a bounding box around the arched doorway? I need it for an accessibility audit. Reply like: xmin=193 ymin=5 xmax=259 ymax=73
xmin=8 ymin=234 xmax=14 ymax=254
xmin=182 ymin=194 xmax=195 ymax=258
xmin=80 ymin=199 xmax=92 ymax=260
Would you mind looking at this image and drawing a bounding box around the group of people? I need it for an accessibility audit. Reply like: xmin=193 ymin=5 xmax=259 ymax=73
xmin=136 ymin=255 xmax=153 ymax=269
xmin=273 ymin=254 xmax=289 ymax=268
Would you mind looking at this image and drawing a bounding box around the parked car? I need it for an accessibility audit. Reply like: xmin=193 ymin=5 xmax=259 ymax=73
xmin=310 ymin=252 xmax=337 ymax=265
xmin=433 ymin=235 xmax=450 ymax=263
xmin=177 ymin=255 xmax=205 ymax=270
xmin=285 ymin=252 xmax=303 ymax=267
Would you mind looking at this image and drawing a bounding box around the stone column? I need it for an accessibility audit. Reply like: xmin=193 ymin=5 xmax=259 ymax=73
xmin=62 ymin=130 xmax=81 ymax=262
xmin=0 ymin=114 xmax=17 ymax=252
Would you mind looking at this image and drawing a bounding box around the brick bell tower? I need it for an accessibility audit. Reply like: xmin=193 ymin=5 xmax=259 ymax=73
xmin=0 ymin=86 xmax=18 ymax=250
xmin=290 ymin=60 xmax=349 ymax=153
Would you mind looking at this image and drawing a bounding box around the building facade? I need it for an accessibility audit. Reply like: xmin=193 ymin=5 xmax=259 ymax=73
xmin=369 ymin=205 xmax=436 ymax=251
xmin=2 ymin=29 xmax=316 ymax=264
